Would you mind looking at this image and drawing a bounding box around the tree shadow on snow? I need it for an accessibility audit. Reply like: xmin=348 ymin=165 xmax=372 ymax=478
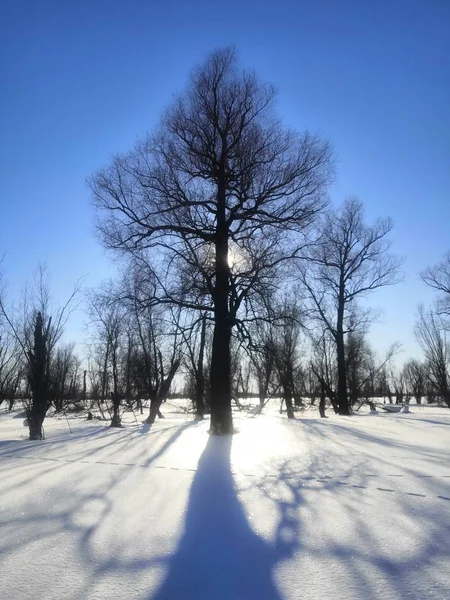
xmin=150 ymin=435 xmax=298 ymax=600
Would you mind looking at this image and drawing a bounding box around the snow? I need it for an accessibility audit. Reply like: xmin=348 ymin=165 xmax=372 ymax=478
xmin=0 ymin=402 xmax=449 ymax=600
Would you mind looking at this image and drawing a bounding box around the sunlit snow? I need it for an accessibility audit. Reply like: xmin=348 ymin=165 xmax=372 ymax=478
xmin=0 ymin=402 xmax=449 ymax=599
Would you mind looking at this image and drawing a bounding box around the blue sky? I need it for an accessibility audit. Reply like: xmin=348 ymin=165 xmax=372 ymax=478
xmin=1 ymin=0 xmax=449 ymax=360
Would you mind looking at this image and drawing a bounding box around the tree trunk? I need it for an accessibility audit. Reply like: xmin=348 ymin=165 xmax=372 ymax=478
xmin=311 ymin=364 xmax=339 ymax=414
xmin=147 ymin=394 xmax=158 ymax=425
xmin=443 ymin=390 xmax=450 ymax=409
xmin=27 ymin=312 xmax=51 ymax=439
xmin=336 ymin=284 xmax=350 ymax=415
xmin=319 ymin=383 xmax=326 ymax=418
xmin=195 ymin=314 xmax=207 ymax=420
xmin=110 ymin=349 xmax=121 ymax=427
xmin=209 ymin=170 xmax=233 ymax=435
xmin=82 ymin=370 xmax=87 ymax=403
xmin=259 ymin=385 xmax=266 ymax=407
xmin=110 ymin=393 xmax=121 ymax=427
xmin=285 ymin=395 xmax=295 ymax=419
xmin=294 ymin=395 xmax=302 ymax=407
xmin=28 ymin=417 xmax=44 ymax=440
xmin=110 ymin=412 xmax=121 ymax=428
xmin=27 ymin=400 xmax=45 ymax=440
xmin=210 ymin=319 xmax=233 ymax=433
xmin=146 ymin=359 xmax=180 ymax=425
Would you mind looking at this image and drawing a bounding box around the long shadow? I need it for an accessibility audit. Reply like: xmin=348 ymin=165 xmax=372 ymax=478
xmin=400 ymin=417 xmax=450 ymax=427
xmin=142 ymin=420 xmax=198 ymax=467
xmin=0 ymin=423 xmax=114 ymax=455
xmin=300 ymin=419 xmax=448 ymax=464
xmin=150 ymin=435 xmax=299 ymax=600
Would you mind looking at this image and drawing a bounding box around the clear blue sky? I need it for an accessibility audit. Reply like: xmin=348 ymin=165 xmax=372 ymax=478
xmin=1 ymin=0 xmax=449 ymax=360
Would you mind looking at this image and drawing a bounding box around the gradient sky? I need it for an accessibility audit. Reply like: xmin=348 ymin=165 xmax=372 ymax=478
xmin=1 ymin=0 xmax=449 ymax=361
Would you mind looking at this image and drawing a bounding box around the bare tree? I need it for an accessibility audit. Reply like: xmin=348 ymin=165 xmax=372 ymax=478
xmin=390 ymin=365 xmax=407 ymax=404
xmin=402 ymin=359 xmax=426 ymax=404
xmin=415 ymin=306 xmax=450 ymax=408
xmin=272 ymin=305 xmax=303 ymax=419
xmin=0 ymin=273 xmax=22 ymax=409
xmin=248 ymin=323 xmax=276 ymax=407
xmin=130 ymin=317 xmax=181 ymax=425
xmin=50 ymin=343 xmax=78 ymax=412
xmin=0 ymin=266 xmax=80 ymax=439
xmin=300 ymin=197 xmax=402 ymax=415
xmin=181 ymin=313 xmax=209 ymax=419
xmin=86 ymin=289 xmax=124 ymax=427
xmin=310 ymin=331 xmax=339 ymax=416
xmin=90 ymin=47 xmax=332 ymax=434
xmin=120 ymin=274 xmax=183 ymax=425
xmin=375 ymin=364 xmax=393 ymax=403
xmin=345 ymin=332 xmax=374 ymax=408
xmin=421 ymin=252 xmax=450 ymax=322
xmin=0 ymin=325 xmax=22 ymax=409
xmin=232 ymin=351 xmax=252 ymax=406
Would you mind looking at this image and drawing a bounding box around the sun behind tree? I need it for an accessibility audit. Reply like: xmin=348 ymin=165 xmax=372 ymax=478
xmin=90 ymin=47 xmax=332 ymax=434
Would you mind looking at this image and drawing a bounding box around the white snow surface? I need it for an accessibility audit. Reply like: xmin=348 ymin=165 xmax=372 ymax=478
xmin=0 ymin=402 xmax=449 ymax=600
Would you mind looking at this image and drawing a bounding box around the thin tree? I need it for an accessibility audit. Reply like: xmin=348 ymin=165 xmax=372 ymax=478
xmin=415 ymin=306 xmax=450 ymax=408
xmin=0 ymin=326 xmax=22 ymax=409
xmin=300 ymin=197 xmax=402 ymax=415
xmin=50 ymin=343 xmax=78 ymax=412
xmin=310 ymin=330 xmax=339 ymax=415
xmin=272 ymin=303 xmax=303 ymax=419
xmin=120 ymin=274 xmax=183 ymax=425
xmin=246 ymin=321 xmax=278 ymax=408
xmin=402 ymin=359 xmax=426 ymax=404
xmin=181 ymin=312 xmax=208 ymax=419
xmin=90 ymin=47 xmax=332 ymax=434
xmin=86 ymin=289 xmax=124 ymax=427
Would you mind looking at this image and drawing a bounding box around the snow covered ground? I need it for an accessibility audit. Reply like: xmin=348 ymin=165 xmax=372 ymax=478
xmin=0 ymin=402 xmax=449 ymax=600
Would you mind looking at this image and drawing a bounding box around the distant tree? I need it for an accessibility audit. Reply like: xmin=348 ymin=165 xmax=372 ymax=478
xmin=120 ymin=274 xmax=183 ymax=425
xmin=0 ymin=274 xmax=22 ymax=409
xmin=233 ymin=354 xmax=252 ymax=405
xmin=415 ymin=306 xmax=450 ymax=408
xmin=402 ymin=359 xmax=426 ymax=404
xmin=180 ymin=313 xmax=209 ymax=419
xmin=375 ymin=365 xmax=393 ymax=403
xmin=390 ymin=365 xmax=407 ymax=404
xmin=345 ymin=331 xmax=373 ymax=408
xmin=248 ymin=323 xmax=276 ymax=407
xmin=310 ymin=330 xmax=339 ymax=415
xmin=0 ymin=325 xmax=22 ymax=409
xmin=86 ymin=289 xmax=124 ymax=427
xmin=119 ymin=327 xmax=135 ymax=408
xmin=0 ymin=266 xmax=80 ymax=439
xmin=300 ymin=198 xmax=402 ymax=415
xmin=50 ymin=343 xmax=78 ymax=412
xmin=272 ymin=305 xmax=303 ymax=419
xmin=90 ymin=47 xmax=332 ymax=434
xmin=419 ymin=251 xmax=450 ymax=407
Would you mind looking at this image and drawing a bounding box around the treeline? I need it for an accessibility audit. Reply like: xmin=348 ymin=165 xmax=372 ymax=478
xmin=1 ymin=47 xmax=449 ymax=439
xmin=1 ymin=247 xmax=449 ymax=440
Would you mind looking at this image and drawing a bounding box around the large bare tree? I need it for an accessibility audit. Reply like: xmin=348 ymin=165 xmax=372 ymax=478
xmin=90 ymin=47 xmax=332 ymax=434
xmin=300 ymin=197 xmax=402 ymax=415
